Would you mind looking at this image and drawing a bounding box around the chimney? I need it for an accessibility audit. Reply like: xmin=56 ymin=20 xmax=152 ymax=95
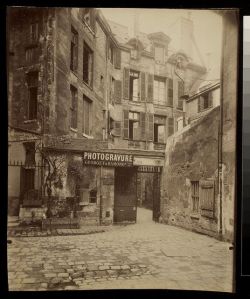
xmin=133 ymin=10 xmax=139 ymax=38
xmin=180 ymin=14 xmax=193 ymax=59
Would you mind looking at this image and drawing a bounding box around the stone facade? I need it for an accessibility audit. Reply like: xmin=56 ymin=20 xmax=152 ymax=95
xmin=161 ymin=107 xmax=220 ymax=238
xmin=9 ymin=7 xmax=231 ymax=233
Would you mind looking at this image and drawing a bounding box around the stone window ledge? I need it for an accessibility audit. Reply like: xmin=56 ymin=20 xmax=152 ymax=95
xmin=82 ymin=133 xmax=93 ymax=139
xmin=24 ymin=119 xmax=37 ymax=124
xmin=70 ymin=127 xmax=78 ymax=133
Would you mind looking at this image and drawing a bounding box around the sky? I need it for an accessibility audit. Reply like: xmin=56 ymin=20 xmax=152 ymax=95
xmin=100 ymin=8 xmax=222 ymax=79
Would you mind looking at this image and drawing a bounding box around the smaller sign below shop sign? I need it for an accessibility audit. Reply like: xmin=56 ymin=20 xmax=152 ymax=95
xmin=83 ymin=151 xmax=133 ymax=167
xmin=137 ymin=166 xmax=162 ymax=173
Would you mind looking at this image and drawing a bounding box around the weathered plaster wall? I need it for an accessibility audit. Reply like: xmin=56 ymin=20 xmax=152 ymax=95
xmin=161 ymin=107 xmax=220 ymax=237
xmin=220 ymin=11 xmax=238 ymax=242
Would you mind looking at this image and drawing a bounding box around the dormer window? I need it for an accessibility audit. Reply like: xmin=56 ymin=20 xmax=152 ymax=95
xmin=154 ymin=45 xmax=165 ymax=64
xmin=131 ymin=48 xmax=138 ymax=60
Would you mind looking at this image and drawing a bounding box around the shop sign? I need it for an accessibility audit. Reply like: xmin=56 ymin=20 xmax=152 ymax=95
xmin=133 ymin=157 xmax=164 ymax=166
xmin=137 ymin=166 xmax=161 ymax=173
xmin=83 ymin=151 xmax=133 ymax=167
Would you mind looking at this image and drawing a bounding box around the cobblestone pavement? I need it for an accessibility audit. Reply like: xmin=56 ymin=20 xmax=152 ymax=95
xmin=7 ymin=208 xmax=234 ymax=292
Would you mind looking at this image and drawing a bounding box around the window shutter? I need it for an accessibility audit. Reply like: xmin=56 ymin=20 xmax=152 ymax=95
xmin=123 ymin=68 xmax=130 ymax=100
xmin=147 ymin=73 xmax=154 ymax=102
xmin=140 ymin=112 xmax=146 ymax=141
xmin=200 ymin=179 xmax=215 ymax=218
xmin=123 ymin=110 xmax=129 ymax=139
xmin=140 ymin=72 xmax=146 ymax=102
xmin=147 ymin=113 xmax=154 ymax=141
xmin=114 ymin=80 xmax=122 ymax=104
xmin=114 ymin=48 xmax=121 ymax=69
xmin=113 ymin=121 xmax=122 ymax=136
xmin=178 ymin=81 xmax=184 ymax=109
xmin=168 ymin=78 xmax=173 ymax=107
xmin=208 ymin=92 xmax=213 ymax=108
xmin=168 ymin=117 xmax=174 ymax=136
xmin=198 ymin=96 xmax=204 ymax=112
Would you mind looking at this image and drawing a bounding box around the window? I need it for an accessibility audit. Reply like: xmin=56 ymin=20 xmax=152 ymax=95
xmin=25 ymin=46 xmax=38 ymax=63
xmin=70 ymin=28 xmax=78 ymax=72
xmin=178 ymin=81 xmax=185 ymax=110
xmin=199 ymin=92 xmax=213 ymax=111
xmin=24 ymin=142 xmax=35 ymax=165
xmin=129 ymin=112 xmax=140 ymax=140
xmin=89 ymin=189 xmax=97 ymax=203
xmin=70 ymin=86 xmax=78 ymax=129
xmin=155 ymin=46 xmax=164 ymax=63
xmin=176 ymin=117 xmax=184 ymax=132
xmin=27 ymin=72 xmax=38 ymax=120
xmin=154 ymin=76 xmax=166 ymax=105
xmin=129 ymin=70 xmax=140 ymax=101
xmin=131 ymin=48 xmax=138 ymax=60
xmin=30 ymin=23 xmax=39 ymax=42
xmin=154 ymin=116 xmax=166 ymax=143
xmin=191 ymin=181 xmax=199 ymax=213
xmin=83 ymin=42 xmax=93 ymax=87
xmin=82 ymin=95 xmax=92 ymax=135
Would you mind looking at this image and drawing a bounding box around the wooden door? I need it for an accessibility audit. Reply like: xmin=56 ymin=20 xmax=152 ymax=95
xmin=114 ymin=167 xmax=137 ymax=223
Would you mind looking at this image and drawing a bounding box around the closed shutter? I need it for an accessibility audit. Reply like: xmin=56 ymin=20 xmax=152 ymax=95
xmin=123 ymin=110 xmax=129 ymax=139
xmin=198 ymin=96 xmax=204 ymax=112
xmin=140 ymin=112 xmax=146 ymax=141
xmin=113 ymin=121 xmax=122 ymax=136
xmin=200 ymin=179 xmax=215 ymax=218
xmin=208 ymin=92 xmax=213 ymax=108
xmin=178 ymin=81 xmax=184 ymax=109
xmin=147 ymin=113 xmax=154 ymax=141
xmin=123 ymin=68 xmax=130 ymax=100
xmin=168 ymin=78 xmax=173 ymax=106
xmin=140 ymin=72 xmax=146 ymax=102
xmin=147 ymin=73 xmax=153 ymax=102
xmin=114 ymin=80 xmax=122 ymax=104
xmin=114 ymin=48 xmax=121 ymax=69
xmin=168 ymin=117 xmax=174 ymax=136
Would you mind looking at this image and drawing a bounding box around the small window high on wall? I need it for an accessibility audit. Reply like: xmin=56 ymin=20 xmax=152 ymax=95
xmin=155 ymin=45 xmax=164 ymax=64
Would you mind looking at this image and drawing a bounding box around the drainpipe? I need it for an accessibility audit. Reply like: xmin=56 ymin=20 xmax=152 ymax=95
xmin=99 ymin=166 xmax=103 ymax=225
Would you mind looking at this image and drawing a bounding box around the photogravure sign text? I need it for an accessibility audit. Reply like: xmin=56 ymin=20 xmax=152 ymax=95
xmin=83 ymin=151 xmax=133 ymax=167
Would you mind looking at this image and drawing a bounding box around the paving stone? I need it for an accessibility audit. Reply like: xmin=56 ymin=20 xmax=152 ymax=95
xmin=110 ymin=265 xmax=121 ymax=270
xmin=99 ymin=265 xmax=110 ymax=270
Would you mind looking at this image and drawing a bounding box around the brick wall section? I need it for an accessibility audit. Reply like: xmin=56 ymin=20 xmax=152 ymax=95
xmin=161 ymin=107 xmax=220 ymax=238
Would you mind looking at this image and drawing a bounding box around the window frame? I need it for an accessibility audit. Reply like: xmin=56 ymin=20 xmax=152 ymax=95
xmin=70 ymin=85 xmax=78 ymax=130
xmin=154 ymin=76 xmax=166 ymax=105
xmin=83 ymin=41 xmax=94 ymax=87
xmin=82 ymin=94 xmax=92 ymax=136
xmin=70 ymin=27 xmax=78 ymax=72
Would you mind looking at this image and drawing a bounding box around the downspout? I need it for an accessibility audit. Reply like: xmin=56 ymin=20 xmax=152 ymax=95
xmin=218 ymin=14 xmax=225 ymax=240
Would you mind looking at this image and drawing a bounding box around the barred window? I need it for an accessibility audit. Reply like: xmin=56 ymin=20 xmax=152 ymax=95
xmin=191 ymin=181 xmax=199 ymax=213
